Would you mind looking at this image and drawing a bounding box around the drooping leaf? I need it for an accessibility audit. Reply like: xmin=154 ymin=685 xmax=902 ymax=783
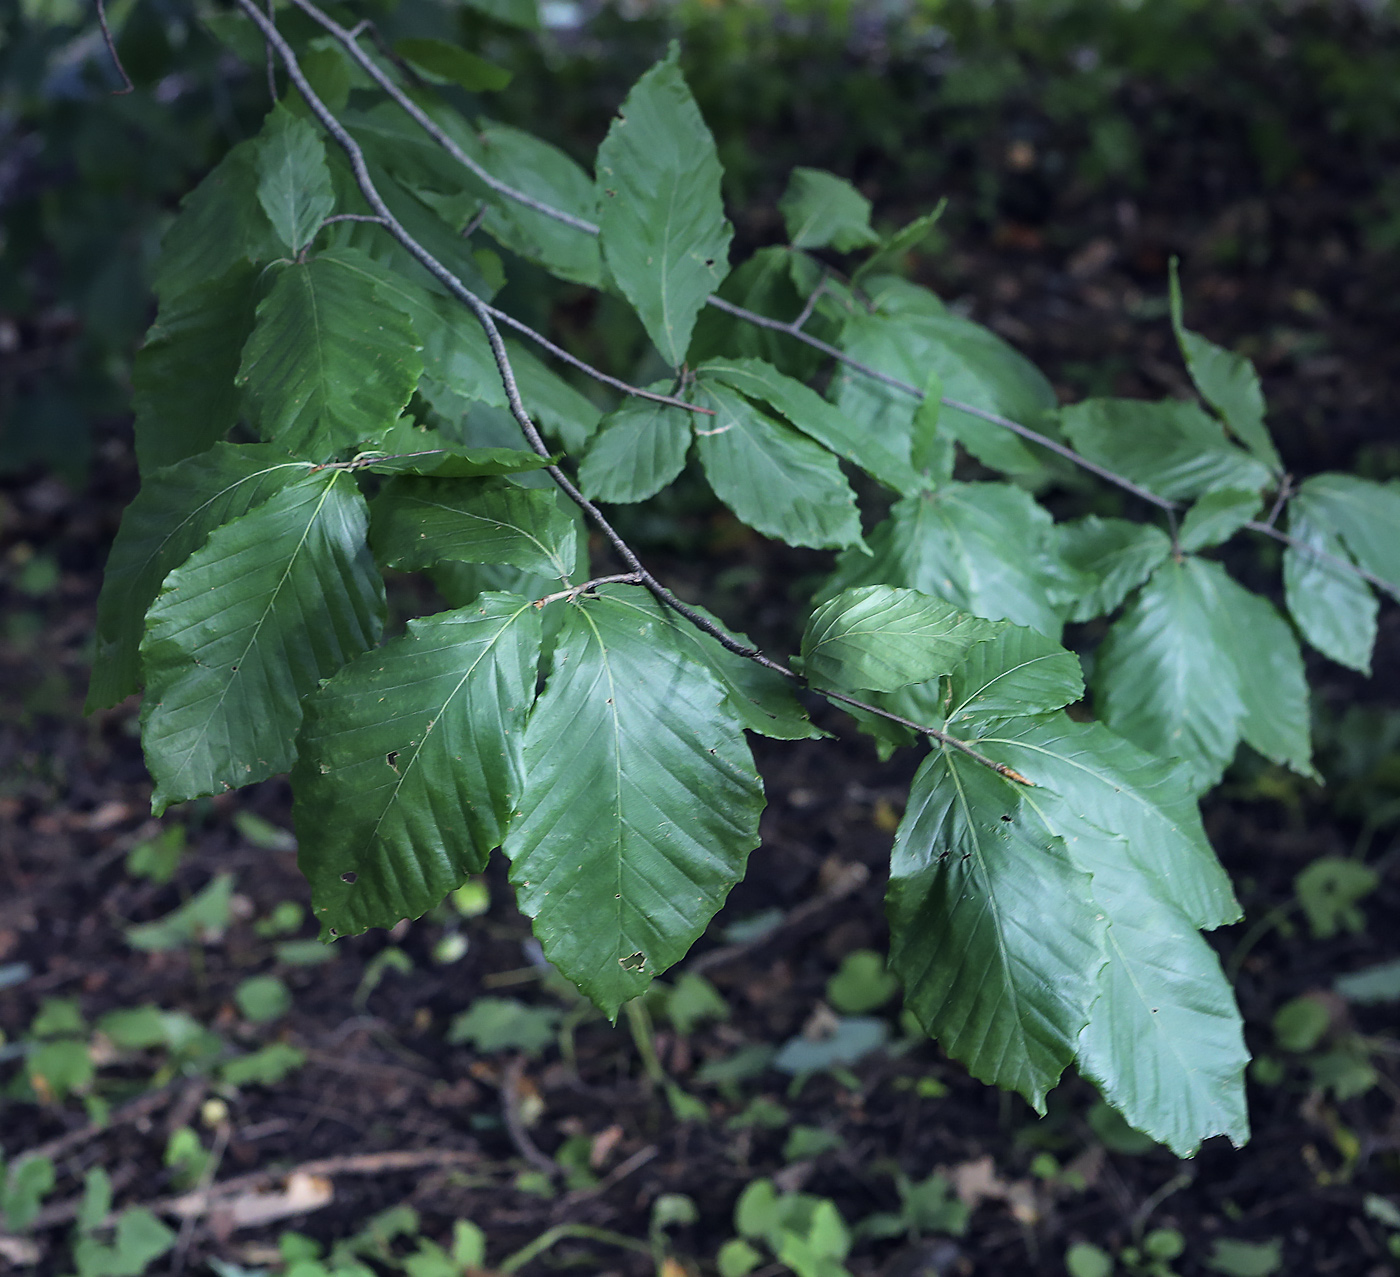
xmin=888 ymin=749 xmax=1106 ymax=1111
xmin=778 ymin=167 xmax=879 ymax=252
xmin=834 ymin=307 xmax=1059 ymax=478
xmin=236 ymin=250 xmax=423 ymax=457
xmin=477 ymin=122 xmax=602 ymax=287
xmin=87 ymin=444 xmax=313 ymax=711
xmin=1059 ymin=398 xmax=1271 ymax=500
xmin=152 ymin=139 xmax=282 ymax=303
xmin=369 ymin=476 xmax=575 ymax=577
xmin=977 ymin=713 xmax=1239 ymax=929
xmin=944 ymin=625 xmax=1083 ymax=727
xmin=395 ymin=37 xmax=512 ymax=92
xmin=140 ymin=471 xmax=385 ymax=814
xmin=1169 ymin=263 xmax=1281 ymax=472
xmin=255 ymin=106 xmax=335 ymax=255
xmin=1283 ymin=502 xmax=1377 ymax=673
xmin=699 ymin=357 xmax=919 ymax=495
xmin=578 ymin=395 xmax=692 ymax=503
xmin=801 ymin=585 xmax=996 ymax=694
xmin=1291 ymin=473 xmax=1400 ymax=598
xmin=596 ymin=46 xmax=732 ymax=366
xmin=1049 ymin=516 xmax=1172 ymax=622
xmin=360 ymin=419 xmax=549 ymax=478
xmin=820 ymin=485 xmax=1064 ymax=635
xmin=503 ymin=586 xmax=764 ymax=1015
xmin=1067 ymin=827 xmax=1250 ymax=1156
xmin=1178 ymin=488 xmax=1262 ymax=552
xmin=294 ymin=594 xmax=539 ymax=936
xmin=1093 ymin=557 xmax=1246 ymax=794
xmin=692 ymin=380 xmax=863 ymax=550
xmin=1208 ymin=567 xmax=1317 ymax=781
xmin=131 ymin=264 xmax=261 ymax=474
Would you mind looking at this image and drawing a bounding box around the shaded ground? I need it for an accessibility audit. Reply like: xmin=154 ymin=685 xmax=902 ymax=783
xmin=4 ymin=96 xmax=1400 ymax=1277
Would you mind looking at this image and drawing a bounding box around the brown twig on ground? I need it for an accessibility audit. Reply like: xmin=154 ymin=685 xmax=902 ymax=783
xmin=501 ymin=1056 xmax=559 ymax=1179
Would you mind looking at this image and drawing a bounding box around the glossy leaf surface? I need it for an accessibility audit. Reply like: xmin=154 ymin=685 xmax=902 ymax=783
xmin=294 ymin=594 xmax=540 ymax=936
xmin=504 ymin=587 xmax=763 ymax=1015
xmin=596 ymin=48 xmax=732 ymax=366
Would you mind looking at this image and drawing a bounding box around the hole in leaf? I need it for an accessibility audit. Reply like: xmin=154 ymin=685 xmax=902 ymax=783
xmin=342 ymin=872 xmax=357 ymax=884
xmin=386 ymin=751 xmax=399 ymax=772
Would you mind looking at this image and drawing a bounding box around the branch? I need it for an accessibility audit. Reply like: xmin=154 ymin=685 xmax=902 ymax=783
xmin=95 ymin=0 xmax=134 ymax=94
xmin=286 ymin=0 xmax=600 ymax=235
xmin=1244 ymin=519 xmax=1397 ymax=596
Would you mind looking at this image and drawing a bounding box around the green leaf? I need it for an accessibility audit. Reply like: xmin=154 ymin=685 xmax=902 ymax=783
xmin=131 ymin=264 xmax=261 ymax=474
xmin=834 ymin=307 xmax=1059 ymax=478
xmin=820 ymin=486 xmax=1064 ymax=635
xmin=801 ymin=585 xmax=996 ymax=693
xmin=1059 ymin=398 xmax=1271 ymax=500
xmin=1178 ymin=488 xmax=1262 ymax=552
xmin=944 ymin=625 xmax=1083 ymax=726
xmin=294 ymin=595 xmax=539 ymax=936
xmin=361 ymin=420 xmax=548 ymax=478
xmin=395 ymin=37 xmax=512 ymax=92
xmin=699 ymin=357 xmax=918 ymax=495
xmin=503 ymin=586 xmax=764 ymax=1015
xmin=1094 ymin=557 xmax=1247 ymax=793
xmin=648 ymin=600 xmax=819 ymax=741
xmin=910 ymin=371 xmax=954 ymax=487
xmin=825 ymin=950 xmax=898 ymax=1015
xmin=853 ymin=207 xmax=945 ymax=283
xmin=152 ymin=139 xmax=282 ymax=303
xmin=1209 ymin=568 xmax=1316 ymax=781
xmin=508 ymin=340 xmax=603 ymax=453
xmin=447 ymin=997 xmax=560 ymax=1054
xmin=255 ymin=106 xmax=335 ymax=255
xmin=462 ymin=0 xmax=538 ymax=27
xmin=1291 ymin=473 xmax=1400 ymax=598
xmin=1068 ymin=826 xmax=1249 ymax=1156
xmin=888 ymin=749 xmax=1106 ymax=1111
xmin=578 ymin=395 xmax=691 ymax=503
xmin=88 ymin=443 xmax=313 ymax=711
xmin=140 ymin=471 xmax=385 ymax=813
xmin=370 ymin=476 xmax=576 ymax=577
xmin=477 ymin=122 xmax=602 ymax=287
xmin=778 ymin=167 xmax=879 ymax=251
xmin=1049 ymin=516 xmax=1172 ymax=622
xmin=596 ymin=46 xmax=732 ymax=366
xmin=1169 ymin=263 xmax=1282 ymax=472
xmin=978 ymin=714 xmax=1238 ymax=929
xmin=126 ymin=874 xmax=235 ymax=951
xmin=237 ymin=251 xmax=423 ymax=457
xmin=692 ymin=380 xmax=863 ymax=550
xmin=1283 ymin=502 xmax=1377 ymax=672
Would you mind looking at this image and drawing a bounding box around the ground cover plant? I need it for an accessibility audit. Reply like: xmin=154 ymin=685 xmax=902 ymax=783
xmin=5 ymin=1 xmax=1400 ymax=1274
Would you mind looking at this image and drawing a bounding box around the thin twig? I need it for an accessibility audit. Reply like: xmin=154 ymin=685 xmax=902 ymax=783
xmin=286 ymin=0 xmax=600 ymax=234
xmin=1244 ymin=520 xmax=1396 ymax=596
xmin=562 ymin=1144 xmax=659 ymax=1204
xmin=320 ymin=213 xmax=389 ymax=228
xmin=95 ymin=0 xmax=134 ymax=94
xmin=819 ymin=687 xmax=1034 ymax=784
xmin=501 ymin=1057 xmax=558 ymax=1178
xmin=789 ymin=278 xmax=829 ymax=332
xmin=1263 ymin=475 xmax=1292 ymax=528
xmin=534 ymin=574 xmax=641 ymax=607
xmin=484 ymin=302 xmax=714 ymax=414
xmin=263 ymin=0 xmax=276 ymax=101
